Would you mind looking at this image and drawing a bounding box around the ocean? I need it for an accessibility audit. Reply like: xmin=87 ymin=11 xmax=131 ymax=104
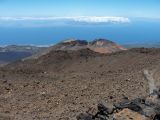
xmin=0 ymin=18 xmax=160 ymax=46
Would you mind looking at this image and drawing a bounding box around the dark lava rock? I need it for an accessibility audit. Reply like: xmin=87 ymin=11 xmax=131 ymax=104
xmin=77 ymin=88 xmax=160 ymax=120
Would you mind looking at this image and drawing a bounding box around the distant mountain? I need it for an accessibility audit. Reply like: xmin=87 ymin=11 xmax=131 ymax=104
xmin=25 ymin=39 xmax=126 ymax=60
xmin=53 ymin=39 xmax=126 ymax=53
xmin=88 ymin=39 xmax=126 ymax=53
xmin=0 ymin=51 xmax=32 ymax=65
xmin=0 ymin=45 xmax=46 ymax=65
xmin=0 ymin=39 xmax=125 ymax=64
xmin=0 ymin=45 xmax=45 ymax=53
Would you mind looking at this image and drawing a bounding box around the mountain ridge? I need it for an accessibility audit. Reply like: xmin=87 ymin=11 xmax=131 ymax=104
xmin=24 ymin=38 xmax=126 ymax=60
xmin=0 ymin=45 xmax=46 ymax=65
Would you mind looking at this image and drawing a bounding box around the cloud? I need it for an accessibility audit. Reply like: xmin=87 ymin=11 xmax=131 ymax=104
xmin=0 ymin=16 xmax=130 ymax=27
xmin=0 ymin=16 xmax=130 ymax=23
xmin=71 ymin=16 xmax=130 ymax=23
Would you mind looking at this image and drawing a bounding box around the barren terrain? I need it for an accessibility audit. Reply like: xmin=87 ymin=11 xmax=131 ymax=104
xmin=0 ymin=48 xmax=160 ymax=120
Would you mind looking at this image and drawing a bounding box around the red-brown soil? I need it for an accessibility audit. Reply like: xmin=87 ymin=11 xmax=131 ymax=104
xmin=0 ymin=48 xmax=160 ymax=120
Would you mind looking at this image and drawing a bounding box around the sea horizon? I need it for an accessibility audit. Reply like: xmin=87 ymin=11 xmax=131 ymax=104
xmin=0 ymin=17 xmax=160 ymax=47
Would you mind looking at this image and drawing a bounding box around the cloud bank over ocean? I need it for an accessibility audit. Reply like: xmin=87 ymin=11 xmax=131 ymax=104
xmin=0 ymin=16 xmax=130 ymax=23
xmin=71 ymin=16 xmax=130 ymax=23
xmin=0 ymin=16 xmax=130 ymax=27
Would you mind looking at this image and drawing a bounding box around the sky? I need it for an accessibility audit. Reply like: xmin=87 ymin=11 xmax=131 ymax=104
xmin=0 ymin=0 xmax=160 ymax=18
xmin=0 ymin=0 xmax=160 ymax=45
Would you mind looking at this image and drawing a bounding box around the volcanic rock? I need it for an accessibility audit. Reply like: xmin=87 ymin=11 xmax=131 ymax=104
xmin=76 ymin=88 xmax=160 ymax=120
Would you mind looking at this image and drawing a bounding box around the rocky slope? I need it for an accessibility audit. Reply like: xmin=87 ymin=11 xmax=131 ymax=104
xmin=0 ymin=45 xmax=160 ymax=119
xmin=77 ymin=70 xmax=160 ymax=120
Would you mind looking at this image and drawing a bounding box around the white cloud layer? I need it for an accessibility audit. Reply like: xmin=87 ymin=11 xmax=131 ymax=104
xmin=71 ymin=16 xmax=130 ymax=23
xmin=0 ymin=16 xmax=130 ymax=24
